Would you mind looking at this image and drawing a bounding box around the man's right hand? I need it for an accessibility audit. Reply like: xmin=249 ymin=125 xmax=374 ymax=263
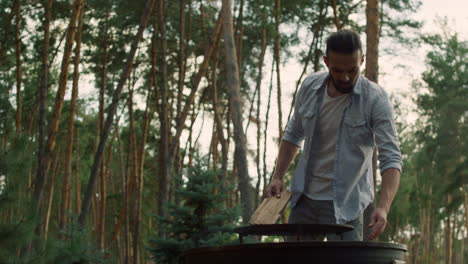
xmin=263 ymin=177 xmax=284 ymax=198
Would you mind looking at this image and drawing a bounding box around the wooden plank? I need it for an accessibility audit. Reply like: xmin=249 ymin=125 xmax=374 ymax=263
xmin=249 ymin=190 xmax=292 ymax=225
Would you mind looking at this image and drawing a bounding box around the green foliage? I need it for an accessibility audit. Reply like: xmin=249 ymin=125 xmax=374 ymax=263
xmin=381 ymin=32 xmax=467 ymax=260
xmin=380 ymin=0 xmax=422 ymax=45
xmin=35 ymin=224 xmax=110 ymax=264
xmin=0 ymin=195 xmax=35 ymax=262
xmin=0 ymin=192 xmax=109 ymax=264
xmin=148 ymin=155 xmax=240 ymax=264
xmin=417 ymin=32 xmax=467 ymax=211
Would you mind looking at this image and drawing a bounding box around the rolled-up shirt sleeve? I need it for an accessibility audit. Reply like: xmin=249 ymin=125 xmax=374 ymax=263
xmin=371 ymin=90 xmax=403 ymax=174
xmin=282 ymin=90 xmax=305 ymax=148
xmin=282 ymin=110 xmax=304 ymax=147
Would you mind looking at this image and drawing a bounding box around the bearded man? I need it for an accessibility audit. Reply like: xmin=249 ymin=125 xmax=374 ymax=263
xmin=264 ymin=29 xmax=402 ymax=241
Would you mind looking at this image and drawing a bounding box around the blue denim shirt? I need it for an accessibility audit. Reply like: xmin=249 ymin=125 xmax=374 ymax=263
xmin=283 ymin=72 xmax=402 ymax=224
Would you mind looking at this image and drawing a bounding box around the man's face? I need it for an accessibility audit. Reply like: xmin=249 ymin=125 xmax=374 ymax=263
xmin=323 ymin=50 xmax=364 ymax=94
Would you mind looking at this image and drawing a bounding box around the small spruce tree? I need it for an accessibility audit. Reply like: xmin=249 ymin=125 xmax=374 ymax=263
xmin=148 ymin=155 xmax=240 ymax=264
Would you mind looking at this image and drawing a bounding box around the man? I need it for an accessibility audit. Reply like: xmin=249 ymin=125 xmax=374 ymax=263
xmin=264 ymin=29 xmax=402 ymax=241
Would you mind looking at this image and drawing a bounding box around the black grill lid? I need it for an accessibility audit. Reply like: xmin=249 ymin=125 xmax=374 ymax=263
xmin=234 ymin=223 xmax=354 ymax=237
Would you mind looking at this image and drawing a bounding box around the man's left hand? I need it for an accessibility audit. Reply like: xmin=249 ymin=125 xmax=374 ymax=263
xmin=368 ymin=207 xmax=388 ymax=240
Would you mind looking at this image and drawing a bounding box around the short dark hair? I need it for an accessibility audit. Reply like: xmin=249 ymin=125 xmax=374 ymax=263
xmin=325 ymin=29 xmax=362 ymax=56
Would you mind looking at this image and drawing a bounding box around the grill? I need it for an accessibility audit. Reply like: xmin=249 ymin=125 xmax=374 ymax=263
xmin=182 ymin=224 xmax=407 ymax=264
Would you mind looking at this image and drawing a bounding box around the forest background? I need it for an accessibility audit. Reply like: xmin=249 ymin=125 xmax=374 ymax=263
xmin=0 ymin=0 xmax=466 ymax=263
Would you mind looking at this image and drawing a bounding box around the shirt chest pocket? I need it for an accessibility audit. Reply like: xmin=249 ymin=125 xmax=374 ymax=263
xmin=301 ymin=111 xmax=316 ymax=135
xmin=343 ymin=117 xmax=374 ymax=146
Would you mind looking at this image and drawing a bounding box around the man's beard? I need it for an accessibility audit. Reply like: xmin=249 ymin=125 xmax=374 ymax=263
xmin=330 ymin=77 xmax=355 ymax=94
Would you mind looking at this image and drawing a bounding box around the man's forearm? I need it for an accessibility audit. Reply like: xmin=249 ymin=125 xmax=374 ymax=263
xmin=272 ymin=140 xmax=300 ymax=180
xmin=377 ymin=168 xmax=401 ymax=213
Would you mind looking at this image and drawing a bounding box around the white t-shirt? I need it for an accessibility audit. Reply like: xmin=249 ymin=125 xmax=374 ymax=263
xmin=305 ymin=88 xmax=350 ymax=200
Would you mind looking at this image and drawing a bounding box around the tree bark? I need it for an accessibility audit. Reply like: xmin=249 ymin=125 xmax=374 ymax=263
xmin=445 ymin=194 xmax=453 ymax=264
xmin=133 ymin=89 xmax=152 ymax=264
xmin=43 ymin=154 xmax=59 ymax=241
xmin=330 ymin=0 xmax=341 ymax=30
xmin=176 ymin=0 xmax=186 ymax=122
xmin=34 ymin=0 xmax=53 ymax=214
xmin=61 ymin=1 xmax=84 ymax=230
xmin=222 ymin=0 xmax=253 ymax=224
xmin=274 ymin=0 xmax=283 ymax=141
xmin=127 ymin=87 xmax=138 ymax=262
xmin=156 ymin=0 xmax=171 ymax=219
xmin=365 ymin=0 xmax=380 ymax=83
xmin=96 ymin=11 xmax=110 ymax=251
xmin=313 ymin=0 xmax=327 ymax=71
xmin=174 ymin=0 xmax=187 ymax=193
xmin=74 ymin=126 xmax=81 ymax=214
xmin=263 ymin=60 xmax=275 ymax=191
xmin=34 ymin=0 xmax=82 ymax=213
xmin=234 ymin=0 xmax=244 ymax=70
xmin=363 ymin=0 xmax=380 ymax=241
xmin=78 ymin=0 xmax=156 ymax=226
xmin=254 ymin=26 xmax=267 ymax=206
xmin=211 ymin=48 xmax=228 ymax=182
xmin=464 ymin=186 xmax=468 ymax=238
xmin=14 ymin=0 xmax=22 ymax=135
xmin=150 ymin=16 xmax=160 ymax=117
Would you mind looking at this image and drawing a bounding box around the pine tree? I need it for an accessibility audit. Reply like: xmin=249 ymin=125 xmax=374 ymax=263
xmin=148 ymin=155 xmax=240 ymax=264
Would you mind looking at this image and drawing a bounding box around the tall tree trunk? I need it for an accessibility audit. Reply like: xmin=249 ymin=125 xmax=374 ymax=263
xmin=274 ymin=0 xmax=283 ymax=141
xmin=124 ymin=109 xmax=133 ymax=263
xmin=176 ymin=0 xmax=186 ymax=122
xmin=98 ymin=154 xmax=107 ymax=251
xmin=464 ymin=186 xmax=468 ymax=237
xmin=422 ymin=187 xmax=432 ymax=263
xmin=199 ymin=0 xmax=207 ymax=39
xmin=222 ymin=0 xmax=253 ymax=224
xmin=74 ymin=126 xmax=81 ymax=214
xmin=363 ymin=0 xmax=380 ymax=241
xmin=174 ymin=0 xmax=187 ymax=197
xmin=211 ymin=48 xmax=228 ymax=182
xmin=109 ymin=125 xmax=132 ymax=245
xmin=14 ymin=0 xmax=22 ymax=135
xmin=43 ymin=154 xmax=59 ymax=241
xmin=263 ymin=60 xmax=275 ymax=191
xmin=34 ymin=0 xmax=82 ymax=214
xmin=78 ymin=0 xmax=156 ymax=226
xmin=234 ymin=0 xmax=244 ymax=70
xmin=157 ymin=0 xmax=171 ymax=219
xmin=254 ymin=26 xmax=267 ymax=206
xmin=330 ymin=0 xmax=341 ymax=30
xmin=445 ymin=195 xmax=453 ymax=264
xmin=150 ymin=16 xmax=160 ymax=117
xmin=61 ymin=1 xmax=84 ymax=230
xmin=34 ymin=0 xmax=53 ymax=213
xmin=170 ymin=10 xmax=223 ymax=159
xmin=96 ymin=9 xmax=109 ymax=250
xmin=127 ymin=87 xmax=139 ymax=262
xmin=365 ymin=0 xmax=380 ymax=82
xmin=158 ymin=8 xmax=223 ymax=218
xmin=313 ymin=0 xmax=327 ymax=71
xmin=133 ymin=89 xmax=152 ymax=264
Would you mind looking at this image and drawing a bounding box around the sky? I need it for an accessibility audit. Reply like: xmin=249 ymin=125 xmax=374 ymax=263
xmin=379 ymin=0 xmax=468 ymax=116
